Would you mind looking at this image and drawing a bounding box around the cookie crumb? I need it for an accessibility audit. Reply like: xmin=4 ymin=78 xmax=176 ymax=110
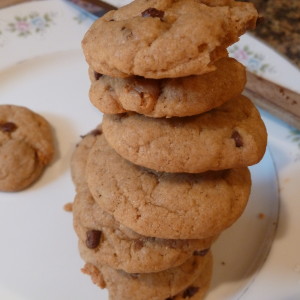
xmin=63 ymin=202 xmax=73 ymax=212
xmin=258 ymin=213 xmax=265 ymax=219
xmin=81 ymin=263 xmax=106 ymax=289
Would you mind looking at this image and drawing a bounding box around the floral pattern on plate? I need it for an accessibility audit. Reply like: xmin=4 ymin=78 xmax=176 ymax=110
xmin=6 ymin=12 xmax=55 ymax=37
xmin=0 ymin=2 xmax=300 ymax=299
xmin=229 ymin=44 xmax=276 ymax=74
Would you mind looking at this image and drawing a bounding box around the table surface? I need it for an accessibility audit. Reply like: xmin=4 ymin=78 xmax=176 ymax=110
xmin=242 ymin=0 xmax=300 ymax=69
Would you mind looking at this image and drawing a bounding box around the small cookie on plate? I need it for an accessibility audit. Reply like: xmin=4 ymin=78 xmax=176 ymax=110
xmin=81 ymin=251 xmax=212 ymax=300
xmin=82 ymin=0 xmax=258 ymax=78
xmin=86 ymin=134 xmax=251 ymax=239
xmin=89 ymin=57 xmax=246 ymax=117
xmin=74 ymin=189 xmax=215 ymax=273
xmin=102 ymin=95 xmax=267 ymax=173
xmin=0 ymin=105 xmax=54 ymax=192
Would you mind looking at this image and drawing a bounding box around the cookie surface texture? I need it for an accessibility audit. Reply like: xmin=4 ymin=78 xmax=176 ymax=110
xmin=71 ymin=126 xmax=102 ymax=192
xmin=81 ymin=252 xmax=212 ymax=300
xmin=72 ymin=130 xmax=215 ymax=272
xmin=0 ymin=105 xmax=54 ymax=191
xmin=74 ymin=190 xmax=215 ymax=273
xmin=82 ymin=0 xmax=258 ymax=78
xmin=102 ymin=95 xmax=267 ymax=173
xmin=86 ymin=134 xmax=251 ymax=239
xmin=89 ymin=57 xmax=246 ymax=117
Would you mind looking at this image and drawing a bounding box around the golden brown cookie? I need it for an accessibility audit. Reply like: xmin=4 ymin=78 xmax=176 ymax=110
xmin=86 ymin=133 xmax=251 ymax=239
xmin=74 ymin=189 xmax=215 ymax=273
xmin=70 ymin=126 xmax=102 ymax=192
xmin=82 ymin=0 xmax=258 ymax=78
xmin=89 ymin=58 xmax=246 ymax=117
xmin=0 ymin=105 xmax=54 ymax=192
xmin=81 ymin=251 xmax=212 ymax=300
xmin=102 ymin=95 xmax=267 ymax=173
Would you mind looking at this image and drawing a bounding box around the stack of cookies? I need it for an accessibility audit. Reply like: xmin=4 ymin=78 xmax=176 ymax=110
xmin=71 ymin=0 xmax=267 ymax=299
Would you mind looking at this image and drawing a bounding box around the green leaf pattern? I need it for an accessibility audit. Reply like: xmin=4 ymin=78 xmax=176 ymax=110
xmin=288 ymin=129 xmax=300 ymax=148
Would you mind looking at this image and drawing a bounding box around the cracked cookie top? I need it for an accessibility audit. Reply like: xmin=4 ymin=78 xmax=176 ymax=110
xmin=71 ymin=129 xmax=215 ymax=273
xmin=82 ymin=0 xmax=258 ymax=78
xmin=74 ymin=190 xmax=215 ymax=273
xmin=102 ymin=95 xmax=268 ymax=174
xmin=86 ymin=134 xmax=251 ymax=239
xmin=0 ymin=105 xmax=54 ymax=192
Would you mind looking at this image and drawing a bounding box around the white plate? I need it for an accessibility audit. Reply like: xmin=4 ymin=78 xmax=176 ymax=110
xmin=0 ymin=1 xmax=299 ymax=300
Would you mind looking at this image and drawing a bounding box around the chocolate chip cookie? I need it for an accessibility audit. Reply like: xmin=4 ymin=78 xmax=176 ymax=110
xmin=102 ymin=95 xmax=267 ymax=173
xmin=86 ymin=133 xmax=251 ymax=239
xmin=74 ymin=189 xmax=215 ymax=273
xmin=82 ymin=0 xmax=258 ymax=78
xmin=81 ymin=251 xmax=212 ymax=300
xmin=71 ymin=126 xmax=102 ymax=192
xmin=89 ymin=57 xmax=246 ymax=117
xmin=0 ymin=105 xmax=54 ymax=191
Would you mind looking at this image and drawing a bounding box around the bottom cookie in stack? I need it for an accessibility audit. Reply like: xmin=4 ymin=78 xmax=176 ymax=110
xmin=70 ymin=127 xmax=215 ymax=299
xmin=81 ymin=251 xmax=212 ymax=300
xmin=70 ymin=126 xmax=252 ymax=299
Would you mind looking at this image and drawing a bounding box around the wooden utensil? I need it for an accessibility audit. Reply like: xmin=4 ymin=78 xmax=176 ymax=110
xmin=245 ymin=71 xmax=300 ymax=129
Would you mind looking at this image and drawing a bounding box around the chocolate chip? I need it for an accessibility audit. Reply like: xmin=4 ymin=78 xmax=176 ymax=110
xmin=193 ymin=248 xmax=209 ymax=256
xmin=133 ymin=239 xmax=144 ymax=250
xmin=129 ymin=273 xmax=140 ymax=279
xmin=231 ymin=130 xmax=243 ymax=147
xmin=120 ymin=26 xmax=133 ymax=39
xmin=182 ymin=286 xmax=199 ymax=298
xmin=128 ymin=77 xmax=161 ymax=108
xmin=165 ymin=297 xmax=175 ymax=300
xmin=141 ymin=8 xmax=164 ymax=20
xmin=80 ymin=128 xmax=102 ymax=139
xmin=0 ymin=122 xmax=17 ymax=133
xmin=94 ymin=71 xmax=102 ymax=80
xmin=90 ymin=128 xmax=102 ymax=136
xmin=85 ymin=230 xmax=102 ymax=249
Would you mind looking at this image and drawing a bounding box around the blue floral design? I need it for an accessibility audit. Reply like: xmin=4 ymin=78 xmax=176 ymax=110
xmin=229 ymin=44 xmax=275 ymax=74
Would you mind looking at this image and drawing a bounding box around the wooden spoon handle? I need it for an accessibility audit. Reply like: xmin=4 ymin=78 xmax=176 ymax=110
xmin=245 ymin=71 xmax=300 ymax=129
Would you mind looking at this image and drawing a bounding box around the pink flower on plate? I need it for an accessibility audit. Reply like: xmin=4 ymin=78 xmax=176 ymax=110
xmin=16 ymin=20 xmax=30 ymax=32
xmin=232 ymin=49 xmax=248 ymax=62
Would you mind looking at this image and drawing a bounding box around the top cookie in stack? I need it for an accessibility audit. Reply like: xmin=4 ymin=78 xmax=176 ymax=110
xmin=82 ymin=0 xmax=258 ymax=79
